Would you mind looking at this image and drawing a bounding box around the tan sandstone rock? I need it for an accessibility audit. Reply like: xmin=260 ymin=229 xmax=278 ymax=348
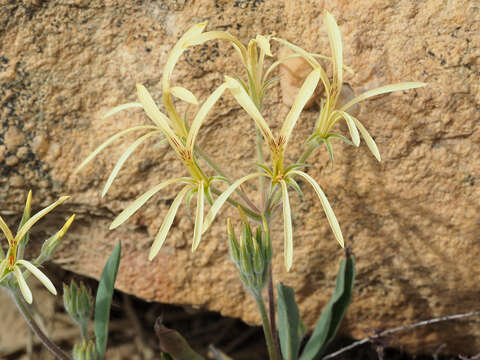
xmin=0 ymin=0 xmax=478 ymax=354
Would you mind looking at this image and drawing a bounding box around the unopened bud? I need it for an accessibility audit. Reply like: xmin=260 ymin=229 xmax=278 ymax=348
xmin=63 ymin=280 xmax=93 ymax=328
xmin=41 ymin=214 xmax=75 ymax=261
xmin=73 ymin=339 xmax=98 ymax=360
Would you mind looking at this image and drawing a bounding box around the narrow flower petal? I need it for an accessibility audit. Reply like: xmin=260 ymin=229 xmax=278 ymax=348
xmin=256 ymin=35 xmax=272 ymax=57
xmin=149 ymin=186 xmax=190 ymax=260
xmin=331 ymin=111 xmax=360 ymax=146
xmin=162 ymin=23 xmax=208 ymax=90
xmin=273 ymin=37 xmax=331 ymax=92
xmin=191 ymin=182 xmax=205 ymax=252
xmin=224 ymin=76 xmax=275 ymax=146
xmin=280 ymin=180 xmax=293 ymax=271
xmin=170 ymin=86 xmax=198 ymax=105
xmin=0 ymin=216 xmax=14 ymax=246
xmin=352 ymin=118 xmax=381 ymax=161
xmin=340 ymin=82 xmax=427 ymax=112
xmin=110 ymin=177 xmax=192 ymax=230
xmin=291 ymin=170 xmax=344 ymax=248
xmin=203 ymin=173 xmax=267 ymax=233
xmin=74 ymin=125 xmax=158 ymax=174
xmin=185 ymin=31 xmax=248 ymax=65
xmin=103 ymin=102 xmax=142 ymax=119
xmin=102 ymin=131 xmax=164 ymax=197
xmin=13 ymin=266 xmax=33 ymax=304
xmin=17 ymin=260 xmax=57 ymax=295
xmin=280 ymin=68 xmax=321 ymax=147
xmin=324 ymin=11 xmax=343 ymax=87
xmin=0 ymin=259 xmax=8 ymax=280
xmin=187 ymin=83 xmax=228 ymax=153
xmin=16 ymin=196 xmax=70 ymax=244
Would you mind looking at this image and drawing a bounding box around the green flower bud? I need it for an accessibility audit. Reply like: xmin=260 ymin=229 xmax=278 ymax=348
xmin=63 ymin=280 xmax=93 ymax=336
xmin=227 ymin=219 xmax=240 ymax=265
xmin=73 ymin=339 xmax=98 ymax=360
xmin=40 ymin=215 xmax=75 ymax=262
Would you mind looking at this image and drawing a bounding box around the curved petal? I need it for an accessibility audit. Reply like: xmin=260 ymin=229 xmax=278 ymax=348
xmin=224 ymin=76 xmax=275 ymax=146
xmin=17 ymin=260 xmax=57 ymax=295
xmin=0 ymin=216 xmax=14 ymax=246
xmin=103 ymin=102 xmax=142 ymax=119
xmin=191 ymin=182 xmax=205 ymax=252
xmin=280 ymin=68 xmax=321 ymax=148
xmin=110 ymin=177 xmax=192 ymax=230
xmin=16 ymin=196 xmax=70 ymax=244
xmin=170 ymin=86 xmax=198 ymax=105
xmin=340 ymin=82 xmax=427 ymax=112
xmin=187 ymin=83 xmax=228 ymax=153
xmin=352 ymin=118 xmax=381 ymax=161
xmin=74 ymin=125 xmax=158 ymax=174
xmin=13 ymin=266 xmax=33 ymax=304
xmin=330 ymin=111 xmax=360 ymax=146
xmin=203 ymin=173 xmax=267 ymax=233
xmin=149 ymin=186 xmax=191 ymax=260
xmin=291 ymin=170 xmax=344 ymax=248
xmin=102 ymin=131 xmax=164 ymax=197
xmin=280 ymin=180 xmax=293 ymax=271
xmin=324 ymin=11 xmax=343 ymax=88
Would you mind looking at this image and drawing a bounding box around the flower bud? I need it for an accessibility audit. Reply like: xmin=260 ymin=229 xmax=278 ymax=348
xmin=40 ymin=215 xmax=75 ymax=262
xmin=63 ymin=280 xmax=93 ymax=328
xmin=73 ymin=339 xmax=98 ymax=360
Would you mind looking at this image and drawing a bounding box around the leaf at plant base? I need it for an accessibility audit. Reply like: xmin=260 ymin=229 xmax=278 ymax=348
xmin=299 ymin=254 xmax=355 ymax=360
xmin=277 ymin=282 xmax=302 ymax=360
xmin=154 ymin=318 xmax=205 ymax=360
xmin=94 ymin=241 xmax=121 ymax=360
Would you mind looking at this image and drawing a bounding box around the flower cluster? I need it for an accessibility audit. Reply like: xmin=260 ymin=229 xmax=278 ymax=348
xmin=0 ymin=191 xmax=75 ymax=303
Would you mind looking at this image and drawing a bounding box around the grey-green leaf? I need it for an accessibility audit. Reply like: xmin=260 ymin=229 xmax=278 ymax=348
xmin=299 ymin=254 xmax=355 ymax=360
xmin=277 ymin=282 xmax=302 ymax=360
xmin=94 ymin=242 xmax=122 ymax=359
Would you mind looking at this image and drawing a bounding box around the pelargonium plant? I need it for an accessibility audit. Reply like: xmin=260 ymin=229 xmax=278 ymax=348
xmin=74 ymin=10 xmax=425 ymax=360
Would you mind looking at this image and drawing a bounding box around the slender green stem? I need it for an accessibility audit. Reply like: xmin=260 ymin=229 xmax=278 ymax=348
xmin=9 ymin=289 xmax=72 ymax=360
xmin=255 ymin=127 xmax=267 ymax=209
xmin=298 ymin=142 xmax=317 ymax=164
xmin=253 ymin=291 xmax=278 ymax=360
xmin=195 ymin=146 xmax=261 ymax=213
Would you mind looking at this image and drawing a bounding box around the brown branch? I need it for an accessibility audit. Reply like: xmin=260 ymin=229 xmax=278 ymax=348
xmin=322 ymin=310 xmax=480 ymax=360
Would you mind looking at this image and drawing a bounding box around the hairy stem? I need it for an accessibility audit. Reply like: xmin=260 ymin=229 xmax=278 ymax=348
xmin=9 ymin=289 xmax=72 ymax=360
xmin=253 ymin=290 xmax=278 ymax=360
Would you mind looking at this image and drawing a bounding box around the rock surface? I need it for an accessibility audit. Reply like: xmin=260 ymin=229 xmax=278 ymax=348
xmin=0 ymin=0 xmax=479 ymax=354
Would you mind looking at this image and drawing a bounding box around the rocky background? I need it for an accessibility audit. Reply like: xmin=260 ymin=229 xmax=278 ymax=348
xmin=0 ymin=0 xmax=478 ymax=355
